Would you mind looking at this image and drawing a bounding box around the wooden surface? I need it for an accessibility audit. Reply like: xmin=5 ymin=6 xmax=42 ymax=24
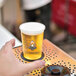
xmin=13 ymin=39 xmax=76 ymax=76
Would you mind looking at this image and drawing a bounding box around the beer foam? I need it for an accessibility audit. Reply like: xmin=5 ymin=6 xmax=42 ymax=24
xmin=19 ymin=22 xmax=46 ymax=35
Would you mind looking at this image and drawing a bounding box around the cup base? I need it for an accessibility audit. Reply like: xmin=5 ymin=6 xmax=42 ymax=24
xmin=21 ymin=52 xmax=44 ymax=62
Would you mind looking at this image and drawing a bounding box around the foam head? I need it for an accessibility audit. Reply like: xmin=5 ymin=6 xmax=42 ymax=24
xmin=19 ymin=22 xmax=46 ymax=35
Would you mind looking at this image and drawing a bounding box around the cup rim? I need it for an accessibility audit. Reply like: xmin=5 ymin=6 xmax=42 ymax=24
xmin=19 ymin=22 xmax=46 ymax=35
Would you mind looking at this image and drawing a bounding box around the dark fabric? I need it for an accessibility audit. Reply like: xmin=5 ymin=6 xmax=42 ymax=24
xmin=24 ymin=3 xmax=51 ymax=40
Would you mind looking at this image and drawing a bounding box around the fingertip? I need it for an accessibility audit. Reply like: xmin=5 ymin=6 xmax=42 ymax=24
xmin=39 ymin=60 xmax=45 ymax=66
xmin=10 ymin=38 xmax=15 ymax=42
xmin=10 ymin=38 xmax=15 ymax=47
xmin=31 ymin=60 xmax=45 ymax=68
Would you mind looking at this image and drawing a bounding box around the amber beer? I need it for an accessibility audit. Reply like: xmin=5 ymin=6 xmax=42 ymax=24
xmin=19 ymin=22 xmax=45 ymax=60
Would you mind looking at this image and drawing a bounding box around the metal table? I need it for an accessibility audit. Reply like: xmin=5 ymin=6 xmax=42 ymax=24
xmin=13 ymin=39 xmax=76 ymax=76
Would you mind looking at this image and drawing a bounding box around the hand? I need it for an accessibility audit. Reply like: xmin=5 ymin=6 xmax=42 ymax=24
xmin=0 ymin=39 xmax=45 ymax=76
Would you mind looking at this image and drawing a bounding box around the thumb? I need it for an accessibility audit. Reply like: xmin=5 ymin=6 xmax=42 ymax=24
xmin=10 ymin=39 xmax=15 ymax=47
xmin=4 ymin=39 xmax=15 ymax=48
xmin=1 ymin=39 xmax=15 ymax=52
xmin=20 ymin=60 xmax=45 ymax=74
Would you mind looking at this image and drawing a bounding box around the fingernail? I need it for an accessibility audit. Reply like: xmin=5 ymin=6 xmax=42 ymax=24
xmin=40 ymin=61 xmax=45 ymax=66
xmin=10 ymin=39 xmax=15 ymax=43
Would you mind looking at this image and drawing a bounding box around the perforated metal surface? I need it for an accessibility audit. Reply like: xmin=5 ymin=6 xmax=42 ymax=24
xmin=13 ymin=39 xmax=76 ymax=76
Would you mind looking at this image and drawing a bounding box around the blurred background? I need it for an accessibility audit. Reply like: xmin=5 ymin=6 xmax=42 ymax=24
xmin=0 ymin=0 xmax=76 ymax=59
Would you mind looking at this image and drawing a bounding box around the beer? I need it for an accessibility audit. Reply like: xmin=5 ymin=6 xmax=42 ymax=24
xmin=19 ymin=22 xmax=45 ymax=60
